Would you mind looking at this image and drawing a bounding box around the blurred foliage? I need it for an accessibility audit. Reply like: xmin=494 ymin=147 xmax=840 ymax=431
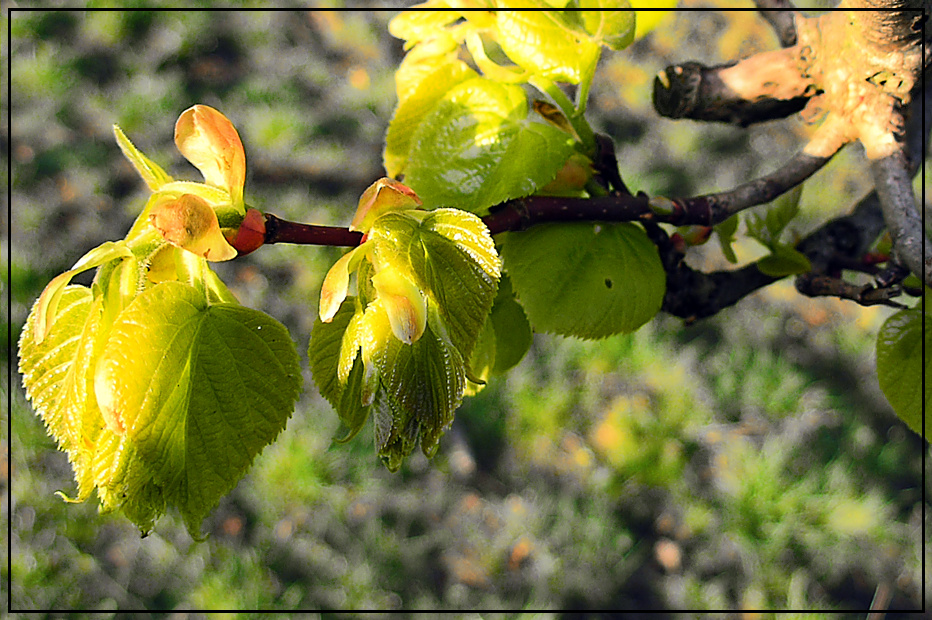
xmin=7 ymin=4 xmax=929 ymax=615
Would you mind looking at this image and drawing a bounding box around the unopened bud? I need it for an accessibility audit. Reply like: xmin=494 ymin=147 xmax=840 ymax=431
xmin=226 ymin=208 xmax=266 ymax=257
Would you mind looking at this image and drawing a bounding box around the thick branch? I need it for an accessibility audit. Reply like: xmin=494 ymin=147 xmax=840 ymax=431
xmin=653 ymin=60 xmax=811 ymax=127
xmin=754 ymin=0 xmax=799 ymax=47
xmin=870 ymin=148 xmax=932 ymax=286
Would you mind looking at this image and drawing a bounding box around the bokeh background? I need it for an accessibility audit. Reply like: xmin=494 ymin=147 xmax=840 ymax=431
xmin=6 ymin=3 xmax=929 ymax=615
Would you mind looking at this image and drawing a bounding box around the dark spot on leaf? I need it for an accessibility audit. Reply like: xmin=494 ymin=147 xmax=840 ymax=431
xmin=605 ymin=278 xmax=613 ymax=289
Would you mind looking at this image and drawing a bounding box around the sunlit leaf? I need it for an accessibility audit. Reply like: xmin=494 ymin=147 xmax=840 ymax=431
xmin=350 ymin=177 xmax=422 ymax=233
xmin=94 ymin=281 xmax=301 ymax=536
xmin=19 ymin=286 xmax=108 ymax=501
xmin=367 ymin=208 xmax=501 ymax=357
xmin=371 ymin=265 xmax=428 ymax=345
xmin=174 ymin=104 xmax=246 ymax=209
xmin=319 ymin=244 xmax=368 ymax=323
xmin=32 ymin=241 xmax=133 ymax=344
xmin=579 ymin=0 xmax=636 ymax=50
xmin=403 ymin=77 xmax=576 ymax=212
xmin=388 ymin=3 xmax=463 ymax=47
xmin=114 ymin=125 xmax=173 ymax=192
xmin=495 ymin=5 xmax=601 ymax=84
xmin=149 ymin=194 xmax=238 ymax=262
xmin=384 ymin=55 xmax=478 ymax=178
xmin=630 ymin=0 xmax=677 ymax=40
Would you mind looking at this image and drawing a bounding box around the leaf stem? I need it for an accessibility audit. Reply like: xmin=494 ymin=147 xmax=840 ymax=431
xmin=529 ymin=76 xmax=596 ymax=154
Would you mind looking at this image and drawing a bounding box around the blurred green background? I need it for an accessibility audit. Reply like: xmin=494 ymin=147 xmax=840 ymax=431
xmin=6 ymin=4 xmax=929 ymax=615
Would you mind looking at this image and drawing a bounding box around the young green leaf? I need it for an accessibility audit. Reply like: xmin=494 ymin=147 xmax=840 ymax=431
xmin=502 ymin=222 xmax=665 ymax=338
xmin=579 ymin=0 xmax=636 ymax=50
xmin=876 ymin=300 xmax=929 ymax=439
xmin=756 ymin=244 xmax=812 ymax=277
xmin=93 ymin=281 xmax=302 ymax=536
xmin=746 ymin=185 xmax=803 ymax=249
xmin=403 ymin=77 xmax=576 ymax=212
xmin=384 ymin=55 xmax=478 ymax=178
xmin=714 ymin=214 xmax=740 ymax=264
xmin=19 ymin=286 xmax=111 ymax=501
xmin=367 ymin=208 xmax=502 ymax=357
xmin=494 ymin=5 xmax=601 ymax=84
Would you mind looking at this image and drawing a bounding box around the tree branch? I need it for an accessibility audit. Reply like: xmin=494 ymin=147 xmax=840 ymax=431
xmin=754 ymin=0 xmax=799 ymax=47
xmin=263 ymin=213 xmax=363 ymax=247
xmin=795 ymin=272 xmax=910 ymax=308
xmin=870 ymin=147 xmax=932 ymax=286
xmin=653 ymin=60 xmax=811 ymax=127
xmin=676 ymin=151 xmax=830 ymax=225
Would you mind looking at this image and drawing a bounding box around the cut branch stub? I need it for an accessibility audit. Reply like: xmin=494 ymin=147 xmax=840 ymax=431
xmin=653 ymin=61 xmax=810 ymax=127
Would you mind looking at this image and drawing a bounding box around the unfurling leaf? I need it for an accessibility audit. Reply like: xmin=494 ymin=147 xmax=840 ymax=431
xmin=149 ymin=194 xmax=238 ymax=262
xmin=350 ymin=177 xmax=422 ymax=233
xmin=310 ymin=207 xmax=501 ymax=470
xmin=174 ymin=104 xmax=247 ymax=209
xmin=371 ymin=265 xmax=428 ymax=345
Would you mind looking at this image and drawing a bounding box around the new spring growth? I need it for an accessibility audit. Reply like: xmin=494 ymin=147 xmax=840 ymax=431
xmin=115 ymin=104 xmax=265 ymax=262
xmin=319 ymin=178 xmax=428 ymax=346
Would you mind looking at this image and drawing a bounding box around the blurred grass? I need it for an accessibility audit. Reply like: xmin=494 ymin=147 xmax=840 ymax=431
xmin=7 ymin=4 xmax=929 ymax=615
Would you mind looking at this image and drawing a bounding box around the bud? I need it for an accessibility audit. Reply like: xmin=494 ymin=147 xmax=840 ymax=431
xmin=226 ymin=208 xmax=266 ymax=257
xmin=541 ymin=153 xmax=593 ymax=195
xmin=350 ymin=177 xmax=422 ymax=233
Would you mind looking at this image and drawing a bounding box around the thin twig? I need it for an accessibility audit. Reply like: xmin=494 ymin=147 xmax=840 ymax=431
xmin=677 ymin=151 xmax=830 ymax=225
xmin=263 ymin=213 xmax=363 ymax=247
xmin=796 ymin=273 xmax=909 ymax=309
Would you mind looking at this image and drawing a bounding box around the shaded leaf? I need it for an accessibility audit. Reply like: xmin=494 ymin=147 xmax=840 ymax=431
xmin=876 ymin=301 xmax=929 ymax=439
xmin=502 ymin=222 xmax=665 ymax=338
